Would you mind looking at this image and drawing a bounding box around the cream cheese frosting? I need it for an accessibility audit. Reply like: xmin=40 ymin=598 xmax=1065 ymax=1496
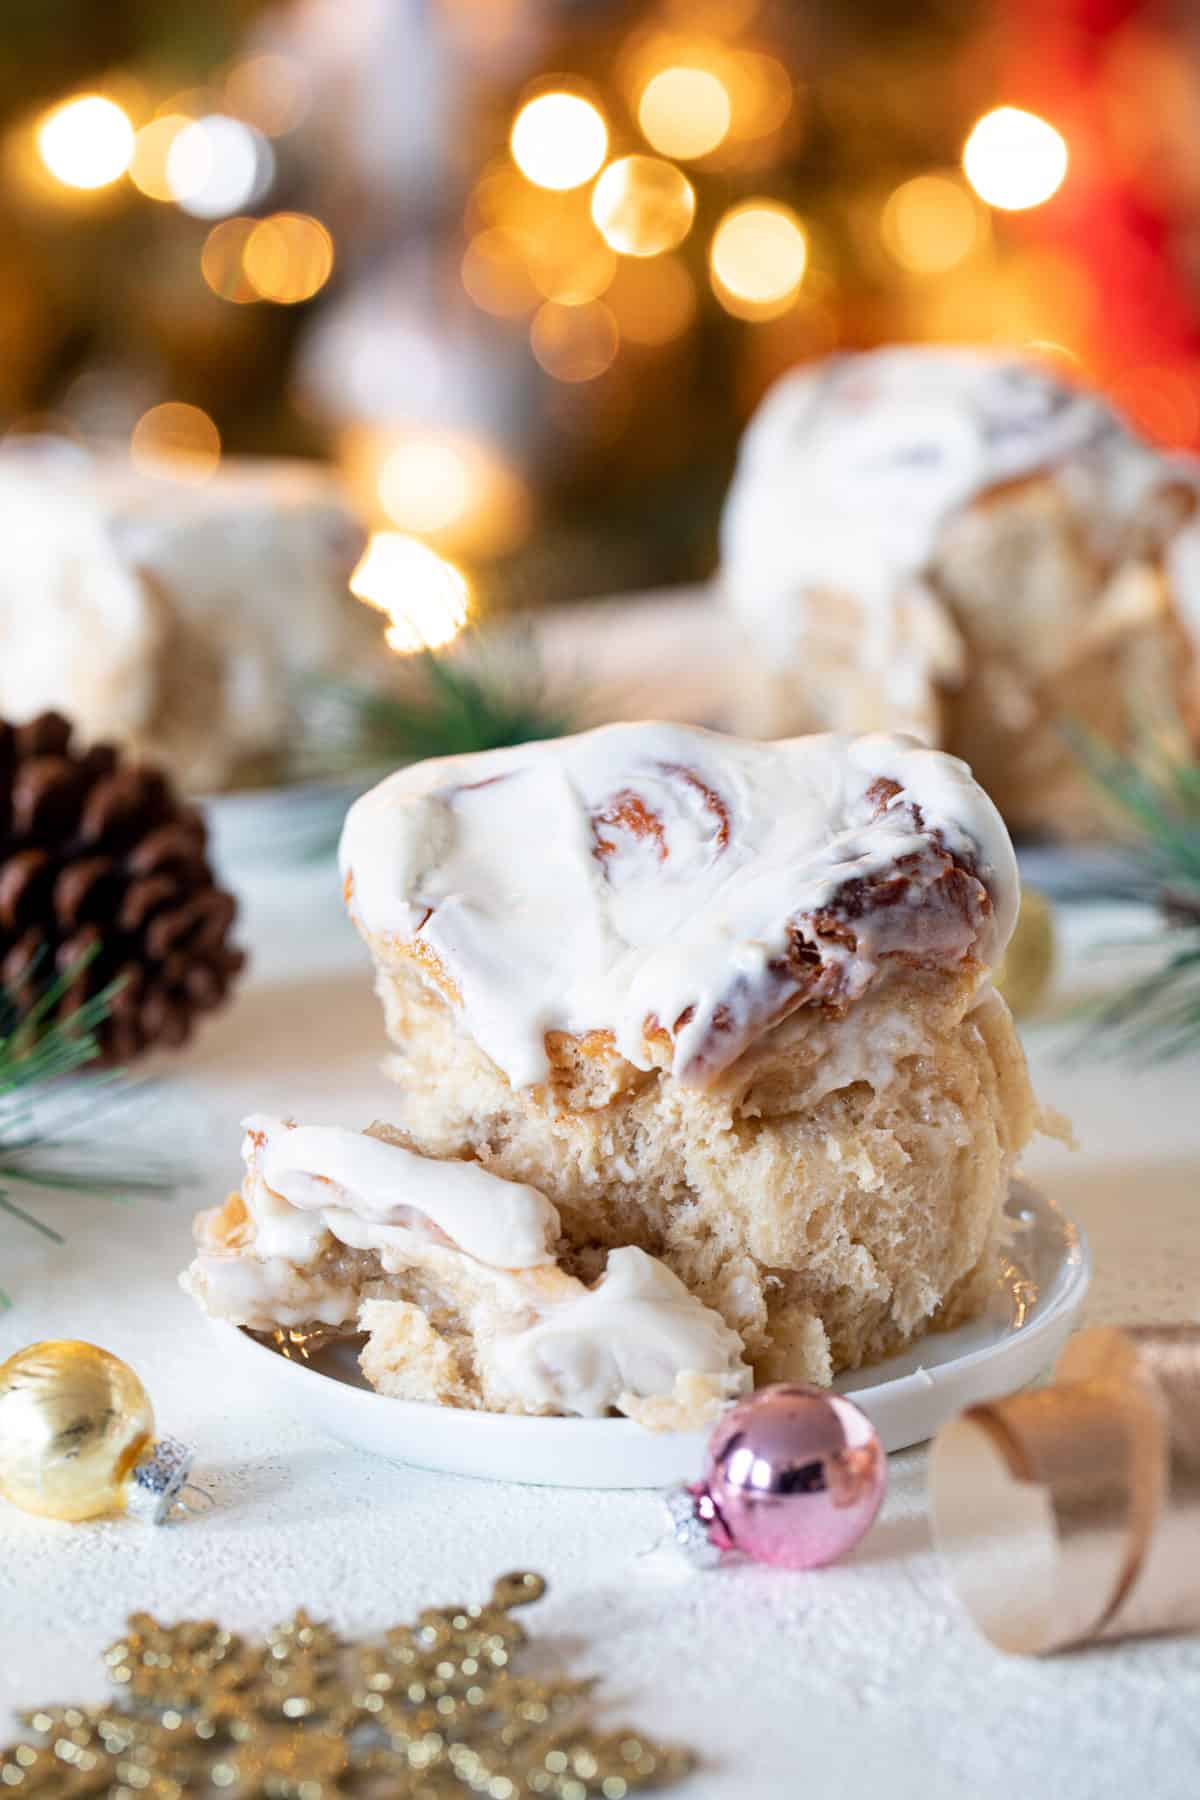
xmin=488 ymin=1246 xmax=749 ymax=1418
xmin=184 ymin=1117 xmax=750 ymax=1420
xmin=720 ymin=347 xmax=1193 ymax=728
xmin=239 ymin=1114 xmax=560 ymax=1269
xmin=339 ymin=720 xmax=1018 ymax=1090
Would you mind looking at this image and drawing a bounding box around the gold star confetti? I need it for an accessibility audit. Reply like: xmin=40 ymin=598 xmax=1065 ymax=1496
xmin=1 ymin=1572 xmax=693 ymax=1798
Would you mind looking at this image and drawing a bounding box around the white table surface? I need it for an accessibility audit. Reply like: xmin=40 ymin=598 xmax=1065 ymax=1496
xmin=2 ymin=858 xmax=1199 ymax=1799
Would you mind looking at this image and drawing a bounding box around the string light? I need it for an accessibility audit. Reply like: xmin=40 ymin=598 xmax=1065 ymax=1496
xmin=165 ymin=115 xmax=274 ymax=218
xmin=350 ymin=533 xmax=470 ymax=654
xmin=710 ymin=200 xmax=807 ymax=318
xmin=725 ymin=50 xmax=794 ymax=142
xmin=530 ymin=300 xmax=620 ymax=381
xmin=36 ymin=96 xmax=134 ymax=190
xmin=881 ymin=173 xmax=980 ymax=274
xmin=590 ymin=156 xmax=695 ymax=257
xmin=130 ymin=403 xmax=221 ymax=484
xmin=242 ymin=213 xmax=334 ymax=303
xmin=963 ymin=107 xmax=1068 ymax=211
xmin=638 ymin=66 xmax=732 ymax=160
xmin=510 ymin=93 xmax=608 ymax=191
xmin=129 ymin=115 xmax=190 ymax=201
xmin=377 ymin=434 xmax=515 ymax=543
xmin=200 ymin=218 xmax=258 ymax=303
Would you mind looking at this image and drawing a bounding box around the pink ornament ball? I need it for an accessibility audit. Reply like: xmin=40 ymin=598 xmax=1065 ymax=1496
xmin=699 ymin=1382 xmax=887 ymax=1570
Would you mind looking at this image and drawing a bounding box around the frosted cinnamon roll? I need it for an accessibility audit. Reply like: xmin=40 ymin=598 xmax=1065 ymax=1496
xmin=721 ymin=347 xmax=1200 ymax=837
xmin=183 ymin=1116 xmax=749 ymax=1427
xmin=336 ymin=722 xmax=1041 ymax=1386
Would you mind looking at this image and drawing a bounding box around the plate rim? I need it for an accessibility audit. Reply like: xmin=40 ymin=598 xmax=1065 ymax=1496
xmin=207 ymin=1183 xmax=1091 ymax=1446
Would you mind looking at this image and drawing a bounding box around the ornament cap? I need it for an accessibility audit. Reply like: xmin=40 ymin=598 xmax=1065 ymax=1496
xmin=125 ymin=1434 xmax=195 ymax=1525
xmin=663 ymin=1483 xmax=724 ymax=1569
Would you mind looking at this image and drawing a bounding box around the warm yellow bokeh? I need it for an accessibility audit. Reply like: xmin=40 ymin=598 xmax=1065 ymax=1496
xmin=882 ymin=173 xmax=980 ymax=274
xmin=531 ymin=300 xmax=620 ymax=381
xmin=638 ymin=66 xmax=732 ymax=160
xmin=710 ymin=201 xmax=807 ymax=317
xmin=200 ymin=217 xmax=259 ymax=303
xmin=37 ymin=95 xmax=134 ymax=190
xmin=510 ymin=93 xmax=608 ymax=191
xmin=130 ymin=403 xmax=221 ymax=483
xmin=591 ymin=156 xmax=695 ymax=257
xmin=242 ymin=213 xmax=334 ymax=303
xmin=350 ymin=532 xmax=470 ymax=654
xmin=963 ymin=107 xmax=1068 ymax=211
xmin=461 ymin=228 xmax=542 ymax=317
xmin=129 ymin=114 xmax=190 ymax=201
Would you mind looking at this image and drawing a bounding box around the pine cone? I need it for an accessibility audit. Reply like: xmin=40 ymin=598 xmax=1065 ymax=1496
xmin=0 ymin=712 xmax=246 ymax=1064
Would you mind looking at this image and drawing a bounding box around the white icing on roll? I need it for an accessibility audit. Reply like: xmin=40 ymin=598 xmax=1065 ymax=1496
xmin=492 ymin=1246 xmax=749 ymax=1419
xmin=241 ymin=1115 xmax=559 ymax=1269
xmin=721 ymin=348 xmax=1190 ymax=727
xmin=187 ymin=1118 xmax=750 ymax=1418
xmin=339 ymin=720 xmax=1019 ymax=1090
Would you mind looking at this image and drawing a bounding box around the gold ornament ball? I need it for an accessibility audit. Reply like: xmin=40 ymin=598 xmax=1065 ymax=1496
xmin=0 ymin=1341 xmax=156 ymax=1521
xmin=995 ymin=886 xmax=1056 ymax=1019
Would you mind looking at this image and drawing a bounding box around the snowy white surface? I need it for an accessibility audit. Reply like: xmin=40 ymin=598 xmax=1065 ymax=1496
xmin=1 ymin=861 xmax=1199 ymax=1798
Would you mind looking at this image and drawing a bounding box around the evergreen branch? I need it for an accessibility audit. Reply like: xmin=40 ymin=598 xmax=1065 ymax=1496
xmin=0 ymin=960 xmax=184 ymax=1304
xmin=299 ymin=632 xmax=576 ymax=778
xmin=1070 ymin=731 xmax=1200 ymax=1061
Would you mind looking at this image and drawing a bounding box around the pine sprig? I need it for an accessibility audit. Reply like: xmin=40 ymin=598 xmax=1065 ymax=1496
xmin=1071 ymin=730 xmax=1200 ymax=1060
xmin=301 ymin=634 xmax=576 ymax=778
xmin=0 ymin=960 xmax=180 ymax=1294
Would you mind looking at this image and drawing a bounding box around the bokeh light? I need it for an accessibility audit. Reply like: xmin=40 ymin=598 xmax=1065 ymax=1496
xmin=510 ymin=93 xmax=608 ymax=191
xmin=530 ymin=300 xmax=620 ymax=381
xmin=350 ymin=532 xmax=470 ymax=654
xmin=130 ymin=403 xmax=221 ymax=483
xmin=606 ymin=253 xmax=697 ymax=345
xmin=377 ymin=432 xmax=530 ymax=555
xmin=882 ymin=173 xmax=980 ymax=274
xmin=726 ymin=50 xmax=794 ymax=142
xmin=200 ymin=217 xmax=258 ymax=303
xmin=710 ymin=201 xmax=807 ymax=318
xmin=166 ymin=114 xmax=274 ymax=218
xmin=523 ymin=212 xmax=616 ymax=304
xmin=638 ymin=66 xmax=732 ymax=160
xmin=129 ymin=114 xmax=190 ymax=201
xmin=36 ymin=95 xmax=134 ymax=191
xmin=223 ymin=54 xmax=311 ymax=138
xmin=590 ymin=156 xmax=695 ymax=257
xmin=963 ymin=107 xmax=1068 ymax=211
xmin=242 ymin=213 xmax=334 ymax=303
xmin=461 ymin=228 xmax=541 ymax=317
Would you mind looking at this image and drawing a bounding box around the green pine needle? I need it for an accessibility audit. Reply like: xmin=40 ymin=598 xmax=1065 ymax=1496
xmin=0 ymin=959 xmax=182 ymax=1306
xmin=302 ymin=635 xmax=576 ymax=777
xmin=1071 ymin=730 xmax=1200 ymax=1061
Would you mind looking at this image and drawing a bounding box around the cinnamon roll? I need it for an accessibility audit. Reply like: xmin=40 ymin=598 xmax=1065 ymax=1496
xmin=330 ymin=721 xmax=1040 ymax=1389
xmin=721 ymin=347 xmax=1200 ymax=838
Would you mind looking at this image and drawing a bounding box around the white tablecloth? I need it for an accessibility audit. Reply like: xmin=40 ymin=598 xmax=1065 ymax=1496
xmin=2 ymin=864 xmax=1199 ymax=1798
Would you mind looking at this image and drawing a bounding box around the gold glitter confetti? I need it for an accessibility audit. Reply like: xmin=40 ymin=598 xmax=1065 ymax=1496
xmin=1 ymin=1573 xmax=693 ymax=1797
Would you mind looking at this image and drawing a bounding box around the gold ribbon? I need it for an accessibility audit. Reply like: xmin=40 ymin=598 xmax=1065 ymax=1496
xmin=930 ymin=1325 xmax=1200 ymax=1653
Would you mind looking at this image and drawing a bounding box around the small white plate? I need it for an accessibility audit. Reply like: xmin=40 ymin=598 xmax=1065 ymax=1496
xmin=207 ymin=1182 xmax=1089 ymax=1489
